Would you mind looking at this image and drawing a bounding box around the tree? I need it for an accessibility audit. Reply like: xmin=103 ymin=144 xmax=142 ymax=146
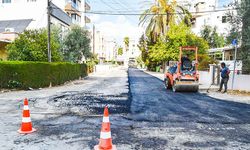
xmin=7 ymin=29 xmax=62 ymax=62
xmin=148 ymin=23 xmax=190 ymax=62
xmin=227 ymin=0 xmax=250 ymax=74
xmin=226 ymin=1 xmax=242 ymax=44
xmin=200 ymin=25 xmax=212 ymax=44
xmin=146 ymin=23 xmax=212 ymax=70
xmin=124 ymin=37 xmax=129 ymax=51
xmin=137 ymin=34 xmax=149 ymax=64
xmin=200 ymin=25 xmax=225 ymax=48
xmin=240 ymin=0 xmax=250 ymax=74
xmin=63 ymin=25 xmax=91 ymax=63
xmin=139 ymin=0 xmax=192 ymax=42
xmin=117 ymin=47 xmax=123 ymax=55
xmin=51 ymin=25 xmax=64 ymax=54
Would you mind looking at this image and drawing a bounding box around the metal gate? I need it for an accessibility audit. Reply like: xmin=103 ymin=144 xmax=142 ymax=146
xmin=212 ymin=65 xmax=220 ymax=85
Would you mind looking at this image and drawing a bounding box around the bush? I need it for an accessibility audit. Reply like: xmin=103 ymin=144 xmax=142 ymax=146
xmin=86 ymin=61 xmax=96 ymax=73
xmin=7 ymin=29 xmax=63 ymax=62
xmin=0 ymin=61 xmax=89 ymax=89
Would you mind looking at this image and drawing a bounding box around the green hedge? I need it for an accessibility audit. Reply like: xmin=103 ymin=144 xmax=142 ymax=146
xmin=0 ymin=61 xmax=89 ymax=89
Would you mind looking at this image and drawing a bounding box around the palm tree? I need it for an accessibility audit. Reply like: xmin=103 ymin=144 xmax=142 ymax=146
xmin=139 ymin=0 xmax=192 ymax=42
xmin=124 ymin=37 xmax=129 ymax=51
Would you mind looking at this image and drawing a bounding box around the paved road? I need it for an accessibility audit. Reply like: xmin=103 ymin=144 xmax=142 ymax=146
xmin=1 ymin=67 xmax=250 ymax=149
xmin=128 ymin=68 xmax=250 ymax=149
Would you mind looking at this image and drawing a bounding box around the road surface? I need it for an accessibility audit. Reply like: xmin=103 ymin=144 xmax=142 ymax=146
xmin=0 ymin=67 xmax=249 ymax=149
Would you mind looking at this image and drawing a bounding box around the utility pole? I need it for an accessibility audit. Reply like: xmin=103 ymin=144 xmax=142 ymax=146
xmin=93 ymin=25 xmax=95 ymax=54
xmin=47 ymin=0 xmax=51 ymax=62
xmin=231 ymin=39 xmax=238 ymax=90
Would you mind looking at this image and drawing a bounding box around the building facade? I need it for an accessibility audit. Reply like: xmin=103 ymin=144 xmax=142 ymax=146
xmin=123 ymin=39 xmax=141 ymax=66
xmin=177 ymin=0 xmax=232 ymax=36
xmin=0 ymin=0 xmax=91 ymax=60
xmin=105 ymin=40 xmax=118 ymax=61
xmin=0 ymin=0 xmax=91 ymax=29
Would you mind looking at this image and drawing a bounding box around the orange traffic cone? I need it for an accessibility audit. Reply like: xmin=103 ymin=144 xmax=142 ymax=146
xmin=18 ymin=98 xmax=36 ymax=134
xmin=94 ymin=106 xmax=117 ymax=150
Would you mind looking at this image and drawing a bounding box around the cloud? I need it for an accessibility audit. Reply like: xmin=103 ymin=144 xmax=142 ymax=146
xmin=91 ymin=15 xmax=144 ymax=44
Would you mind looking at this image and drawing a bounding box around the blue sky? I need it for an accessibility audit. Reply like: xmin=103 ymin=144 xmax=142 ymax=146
xmin=88 ymin=0 xmax=232 ymax=44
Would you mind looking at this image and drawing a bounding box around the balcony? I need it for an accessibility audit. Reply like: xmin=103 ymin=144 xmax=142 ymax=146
xmin=65 ymin=1 xmax=81 ymax=17
xmin=65 ymin=1 xmax=79 ymax=10
xmin=71 ymin=2 xmax=79 ymax=10
xmin=85 ymin=16 xmax=91 ymax=23
xmin=85 ymin=1 xmax=90 ymax=11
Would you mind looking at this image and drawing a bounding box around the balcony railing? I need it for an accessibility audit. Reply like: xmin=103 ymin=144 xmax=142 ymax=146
xmin=85 ymin=16 xmax=91 ymax=23
xmin=71 ymin=2 xmax=79 ymax=10
xmin=85 ymin=2 xmax=90 ymax=11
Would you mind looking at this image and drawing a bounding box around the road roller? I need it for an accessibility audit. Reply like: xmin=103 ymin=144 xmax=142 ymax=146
xmin=164 ymin=46 xmax=199 ymax=92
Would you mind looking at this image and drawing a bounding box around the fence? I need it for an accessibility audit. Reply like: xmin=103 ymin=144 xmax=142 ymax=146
xmin=199 ymin=64 xmax=250 ymax=92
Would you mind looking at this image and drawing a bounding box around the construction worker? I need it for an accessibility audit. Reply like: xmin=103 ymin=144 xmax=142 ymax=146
xmin=181 ymin=54 xmax=192 ymax=71
xmin=218 ymin=62 xmax=230 ymax=93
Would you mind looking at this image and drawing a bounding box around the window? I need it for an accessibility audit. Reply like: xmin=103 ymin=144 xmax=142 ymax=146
xmin=2 ymin=0 xmax=11 ymax=3
xmin=71 ymin=14 xmax=76 ymax=20
xmin=222 ymin=16 xmax=227 ymax=23
xmin=71 ymin=14 xmax=81 ymax=24
xmin=230 ymin=55 xmax=233 ymax=60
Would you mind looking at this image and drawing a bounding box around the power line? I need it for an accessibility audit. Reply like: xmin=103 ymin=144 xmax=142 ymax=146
xmin=97 ymin=0 xmax=136 ymax=22
xmin=61 ymin=7 xmax=242 ymax=16
xmin=51 ymin=5 xmax=250 ymax=16
xmin=99 ymin=0 xmax=121 ymax=11
xmin=112 ymin=0 xmax=140 ymax=22
xmin=90 ymin=10 xmax=144 ymax=12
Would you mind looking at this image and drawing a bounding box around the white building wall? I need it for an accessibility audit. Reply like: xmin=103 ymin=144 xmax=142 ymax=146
xmin=192 ymin=11 xmax=231 ymax=36
xmin=0 ymin=0 xmax=73 ymax=30
xmin=127 ymin=40 xmax=141 ymax=59
xmin=80 ymin=0 xmax=86 ymax=27
xmin=0 ymin=0 xmax=48 ymax=29
xmin=177 ymin=0 xmax=231 ymax=36
xmin=123 ymin=39 xmax=141 ymax=66
xmin=52 ymin=0 xmax=67 ymax=10
xmin=93 ymin=31 xmax=106 ymax=60
xmin=199 ymin=70 xmax=250 ymax=92
xmin=105 ymin=40 xmax=117 ymax=61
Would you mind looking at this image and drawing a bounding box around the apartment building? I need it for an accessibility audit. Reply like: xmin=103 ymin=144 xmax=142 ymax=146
xmin=90 ymin=27 xmax=120 ymax=62
xmin=105 ymin=40 xmax=118 ymax=61
xmin=0 ymin=0 xmax=91 ymax=32
xmin=93 ymin=31 xmax=105 ymax=62
xmin=177 ymin=0 xmax=232 ymax=36
xmin=123 ymin=39 xmax=141 ymax=66
xmin=0 ymin=0 xmax=91 ymax=60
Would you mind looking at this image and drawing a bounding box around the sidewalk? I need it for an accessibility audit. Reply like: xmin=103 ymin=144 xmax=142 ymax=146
xmin=143 ymin=70 xmax=219 ymax=90
xmin=0 ymin=67 xmax=116 ymax=101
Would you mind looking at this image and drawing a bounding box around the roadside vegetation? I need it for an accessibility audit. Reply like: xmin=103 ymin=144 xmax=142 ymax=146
xmin=1 ymin=25 xmax=95 ymax=89
xmin=7 ymin=25 xmax=93 ymax=63
xmin=0 ymin=61 xmax=88 ymax=89
xmin=226 ymin=0 xmax=250 ymax=74
xmin=138 ymin=0 xmax=222 ymax=71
